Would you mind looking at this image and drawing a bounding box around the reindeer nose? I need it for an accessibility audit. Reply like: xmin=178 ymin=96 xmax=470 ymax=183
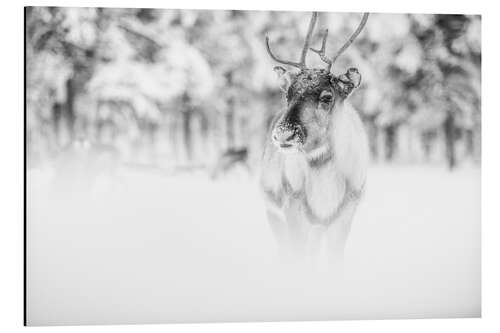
xmin=273 ymin=131 xmax=295 ymax=142
xmin=272 ymin=124 xmax=302 ymax=148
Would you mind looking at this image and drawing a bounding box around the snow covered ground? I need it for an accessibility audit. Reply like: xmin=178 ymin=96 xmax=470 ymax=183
xmin=26 ymin=162 xmax=480 ymax=325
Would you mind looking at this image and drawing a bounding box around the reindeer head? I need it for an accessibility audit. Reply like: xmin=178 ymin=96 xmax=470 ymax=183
xmin=266 ymin=12 xmax=368 ymax=153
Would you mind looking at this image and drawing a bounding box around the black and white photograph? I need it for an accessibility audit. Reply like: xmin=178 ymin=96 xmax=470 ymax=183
xmin=25 ymin=6 xmax=481 ymax=326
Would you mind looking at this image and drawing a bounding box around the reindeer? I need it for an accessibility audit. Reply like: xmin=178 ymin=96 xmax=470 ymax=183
xmin=260 ymin=12 xmax=370 ymax=264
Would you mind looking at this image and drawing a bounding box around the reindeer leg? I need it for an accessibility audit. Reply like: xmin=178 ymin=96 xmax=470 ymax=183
xmin=284 ymin=200 xmax=310 ymax=258
xmin=266 ymin=208 xmax=289 ymax=258
xmin=305 ymin=224 xmax=327 ymax=268
xmin=325 ymin=198 xmax=359 ymax=267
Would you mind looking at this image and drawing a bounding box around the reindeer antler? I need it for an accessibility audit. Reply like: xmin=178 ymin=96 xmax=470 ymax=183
xmin=265 ymin=12 xmax=318 ymax=70
xmin=310 ymin=13 xmax=369 ymax=72
xmin=309 ymin=29 xmax=332 ymax=68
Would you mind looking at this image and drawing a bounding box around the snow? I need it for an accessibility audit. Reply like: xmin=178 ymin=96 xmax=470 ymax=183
xmin=26 ymin=163 xmax=480 ymax=325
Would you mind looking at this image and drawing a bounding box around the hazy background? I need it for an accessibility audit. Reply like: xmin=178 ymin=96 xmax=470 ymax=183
xmin=26 ymin=7 xmax=481 ymax=326
xmin=26 ymin=8 xmax=481 ymax=170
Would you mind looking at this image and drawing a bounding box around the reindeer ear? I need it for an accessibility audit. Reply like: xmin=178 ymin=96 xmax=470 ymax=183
xmin=345 ymin=68 xmax=362 ymax=88
xmin=273 ymin=66 xmax=292 ymax=92
xmin=332 ymin=68 xmax=362 ymax=97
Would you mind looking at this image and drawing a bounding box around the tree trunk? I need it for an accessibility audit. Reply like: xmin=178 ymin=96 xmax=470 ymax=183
xmin=464 ymin=128 xmax=474 ymax=159
xmin=51 ymin=102 xmax=63 ymax=144
xmin=168 ymin=114 xmax=179 ymax=161
xmin=182 ymin=109 xmax=193 ymax=162
xmin=421 ymin=131 xmax=433 ymax=162
xmin=226 ymin=97 xmax=235 ymax=148
xmin=199 ymin=112 xmax=209 ymax=140
xmin=365 ymin=116 xmax=378 ymax=161
xmin=443 ymin=111 xmax=456 ymax=170
xmin=384 ymin=124 xmax=397 ymax=161
xmin=65 ymin=77 xmax=76 ymax=140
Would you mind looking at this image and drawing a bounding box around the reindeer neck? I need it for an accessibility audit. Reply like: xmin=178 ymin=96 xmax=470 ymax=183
xmin=306 ymin=144 xmax=334 ymax=168
xmin=303 ymin=100 xmax=351 ymax=169
xmin=281 ymin=142 xmax=335 ymax=193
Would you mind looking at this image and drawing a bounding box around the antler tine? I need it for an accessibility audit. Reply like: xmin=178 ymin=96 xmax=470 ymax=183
xmin=265 ymin=11 xmax=319 ymax=70
xmin=329 ymin=12 xmax=369 ymax=72
xmin=309 ymin=29 xmax=333 ymax=69
xmin=265 ymin=36 xmax=303 ymax=69
xmin=299 ymin=11 xmax=319 ymax=67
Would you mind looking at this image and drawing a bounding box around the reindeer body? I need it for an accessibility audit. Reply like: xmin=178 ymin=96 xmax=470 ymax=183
xmin=261 ymin=99 xmax=368 ymax=260
xmin=260 ymin=12 xmax=370 ymax=263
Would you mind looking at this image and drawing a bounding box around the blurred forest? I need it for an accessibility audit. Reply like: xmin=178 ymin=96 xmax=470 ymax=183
xmin=25 ymin=7 xmax=481 ymax=172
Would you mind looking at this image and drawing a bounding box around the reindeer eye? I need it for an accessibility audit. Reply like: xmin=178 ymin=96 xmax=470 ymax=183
xmin=319 ymin=91 xmax=333 ymax=104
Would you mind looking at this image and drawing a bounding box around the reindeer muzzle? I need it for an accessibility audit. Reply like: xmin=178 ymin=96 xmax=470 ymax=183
xmin=272 ymin=122 xmax=304 ymax=150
